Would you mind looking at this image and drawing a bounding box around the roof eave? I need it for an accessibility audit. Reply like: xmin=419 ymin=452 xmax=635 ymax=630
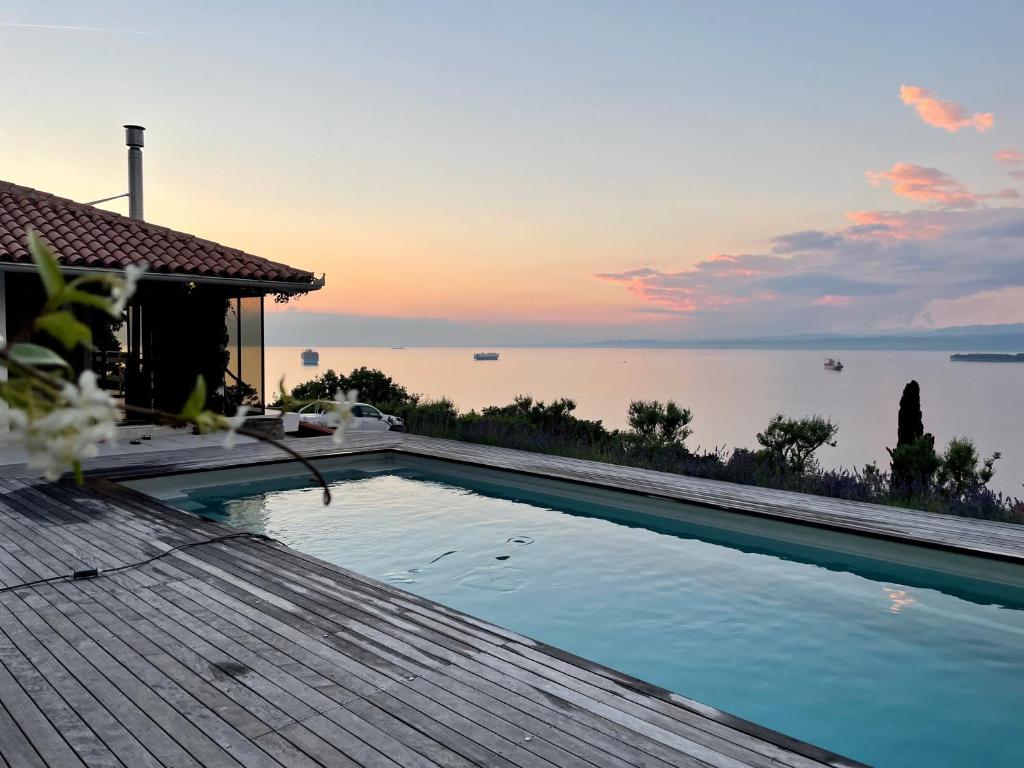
xmin=0 ymin=261 xmax=325 ymax=294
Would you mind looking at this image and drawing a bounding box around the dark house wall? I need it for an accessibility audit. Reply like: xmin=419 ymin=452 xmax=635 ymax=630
xmin=3 ymin=273 xmax=264 ymax=417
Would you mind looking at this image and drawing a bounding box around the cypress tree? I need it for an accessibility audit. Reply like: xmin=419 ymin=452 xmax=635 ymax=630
xmin=888 ymin=380 xmax=939 ymax=491
xmin=896 ymin=380 xmax=924 ymax=447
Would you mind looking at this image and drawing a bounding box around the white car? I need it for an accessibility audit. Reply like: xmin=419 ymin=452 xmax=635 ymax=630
xmin=282 ymin=401 xmax=405 ymax=433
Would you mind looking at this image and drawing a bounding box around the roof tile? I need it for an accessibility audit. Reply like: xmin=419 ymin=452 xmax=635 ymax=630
xmin=0 ymin=181 xmax=317 ymax=286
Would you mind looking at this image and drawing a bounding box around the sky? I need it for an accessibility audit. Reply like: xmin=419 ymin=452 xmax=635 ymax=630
xmin=1 ymin=1 xmax=1022 ymax=344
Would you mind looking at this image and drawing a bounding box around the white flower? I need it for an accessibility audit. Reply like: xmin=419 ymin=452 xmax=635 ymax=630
xmin=0 ymin=398 xmax=27 ymax=447
xmin=222 ymin=405 xmax=250 ymax=449
xmin=23 ymin=370 xmax=119 ymax=480
xmin=325 ymin=388 xmax=358 ymax=445
xmin=109 ymin=264 xmax=147 ymax=317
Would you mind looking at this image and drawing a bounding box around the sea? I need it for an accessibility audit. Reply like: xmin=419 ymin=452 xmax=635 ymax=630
xmin=266 ymin=346 xmax=1024 ymax=498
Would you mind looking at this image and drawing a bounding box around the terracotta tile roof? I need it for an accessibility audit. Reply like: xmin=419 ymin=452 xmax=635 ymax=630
xmin=0 ymin=180 xmax=319 ymax=287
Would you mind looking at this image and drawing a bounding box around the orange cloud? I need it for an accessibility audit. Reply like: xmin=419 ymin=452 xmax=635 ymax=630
xmin=866 ymin=163 xmax=975 ymax=207
xmin=898 ymin=84 xmax=993 ymax=133
xmin=865 ymin=162 xmax=1018 ymax=210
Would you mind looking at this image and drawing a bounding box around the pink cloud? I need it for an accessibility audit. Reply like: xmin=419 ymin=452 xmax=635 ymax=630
xmin=899 ymin=85 xmax=993 ymax=133
xmin=843 ymin=210 xmax=938 ymax=240
xmin=865 ymin=162 xmax=1018 ymax=210
xmin=866 ymin=163 xmax=976 ymax=208
xmin=595 ymin=254 xmax=790 ymax=312
xmin=812 ymin=295 xmax=855 ymax=307
xmin=994 ymin=148 xmax=1024 ymax=165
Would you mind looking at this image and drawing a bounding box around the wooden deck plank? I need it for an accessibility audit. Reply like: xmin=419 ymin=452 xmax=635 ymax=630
xmin=0 ymin=458 xmax=871 ymax=767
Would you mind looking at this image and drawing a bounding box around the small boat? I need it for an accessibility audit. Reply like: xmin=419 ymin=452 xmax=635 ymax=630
xmin=824 ymin=357 xmax=844 ymax=371
xmin=301 ymin=348 xmax=319 ymax=366
xmin=473 ymin=352 xmax=500 ymax=361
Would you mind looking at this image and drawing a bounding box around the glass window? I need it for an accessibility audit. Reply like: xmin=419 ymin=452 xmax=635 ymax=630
xmin=222 ymin=296 xmax=264 ymax=414
xmin=238 ymin=296 xmax=263 ymax=410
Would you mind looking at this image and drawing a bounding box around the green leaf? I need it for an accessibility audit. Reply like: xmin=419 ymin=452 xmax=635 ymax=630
xmin=7 ymin=342 xmax=71 ymax=368
xmin=58 ymin=288 xmax=115 ymax=313
xmin=26 ymin=230 xmax=65 ymax=299
xmin=179 ymin=376 xmax=207 ymax=420
xmin=35 ymin=311 xmax=92 ymax=350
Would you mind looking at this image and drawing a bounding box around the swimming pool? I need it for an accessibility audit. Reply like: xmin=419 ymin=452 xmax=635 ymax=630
xmin=129 ymin=455 xmax=1024 ymax=768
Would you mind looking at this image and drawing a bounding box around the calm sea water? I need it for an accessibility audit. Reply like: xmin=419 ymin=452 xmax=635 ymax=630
xmin=173 ymin=468 xmax=1024 ymax=768
xmin=266 ymin=346 xmax=1024 ymax=497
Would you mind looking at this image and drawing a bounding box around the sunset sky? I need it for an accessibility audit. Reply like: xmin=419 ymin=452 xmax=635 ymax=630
xmin=2 ymin=1 xmax=1022 ymax=343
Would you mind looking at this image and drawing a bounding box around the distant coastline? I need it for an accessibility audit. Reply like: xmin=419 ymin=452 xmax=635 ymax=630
xmin=265 ymin=320 xmax=1024 ymax=351
xmin=950 ymin=352 xmax=1024 ymax=363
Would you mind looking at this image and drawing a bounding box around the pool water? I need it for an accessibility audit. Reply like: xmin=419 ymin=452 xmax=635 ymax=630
xmin=150 ymin=464 xmax=1024 ymax=768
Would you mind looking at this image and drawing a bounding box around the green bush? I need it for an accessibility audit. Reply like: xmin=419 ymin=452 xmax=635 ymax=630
xmin=280 ymin=367 xmax=418 ymax=411
xmin=756 ymin=414 xmax=838 ymax=474
xmin=626 ymin=400 xmax=693 ymax=446
xmin=936 ymin=437 xmax=1000 ymax=498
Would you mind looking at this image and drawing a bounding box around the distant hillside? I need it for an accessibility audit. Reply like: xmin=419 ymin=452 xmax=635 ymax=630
xmin=589 ymin=324 xmax=1024 ymax=351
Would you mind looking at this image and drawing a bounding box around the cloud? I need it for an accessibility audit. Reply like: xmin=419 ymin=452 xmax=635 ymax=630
xmin=812 ymin=295 xmax=856 ymax=307
xmin=843 ymin=210 xmax=947 ymax=240
xmin=995 ymin=149 xmax=1024 ymax=180
xmin=759 ymin=273 xmax=903 ymax=297
xmin=595 ymin=207 xmax=1024 ymax=333
xmin=865 ymin=162 xmax=1018 ymax=209
xmin=898 ymin=84 xmax=993 ymax=133
xmin=995 ymin=149 xmax=1024 ymax=165
xmin=771 ymin=230 xmax=844 ymax=254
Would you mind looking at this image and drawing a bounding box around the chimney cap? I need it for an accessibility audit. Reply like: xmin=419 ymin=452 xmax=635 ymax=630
xmin=124 ymin=125 xmax=145 ymax=148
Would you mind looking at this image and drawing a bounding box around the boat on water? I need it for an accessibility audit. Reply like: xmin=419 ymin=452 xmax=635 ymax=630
xmin=473 ymin=352 xmax=500 ymax=361
xmin=301 ymin=348 xmax=319 ymax=366
xmin=824 ymin=357 xmax=844 ymax=371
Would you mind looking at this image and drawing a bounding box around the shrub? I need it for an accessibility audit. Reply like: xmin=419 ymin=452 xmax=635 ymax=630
xmin=626 ymin=400 xmax=693 ymax=446
xmin=756 ymin=414 xmax=838 ymax=474
xmin=280 ymin=367 xmax=418 ymax=411
xmin=936 ymin=437 xmax=1000 ymax=498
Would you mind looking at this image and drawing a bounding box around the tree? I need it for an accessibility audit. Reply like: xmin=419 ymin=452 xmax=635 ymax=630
xmin=887 ymin=380 xmax=941 ymax=491
xmin=936 ymin=437 xmax=1000 ymax=497
xmin=285 ymin=367 xmax=418 ymax=409
xmin=342 ymin=367 xmax=417 ymax=409
xmin=289 ymin=369 xmax=343 ymax=402
xmin=627 ymin=400 xmax=693 ymax=446
xmin=897 ymin=380 xmax=924 ymax=446
xmin=756 ymin=414 xmax=838 ymax=474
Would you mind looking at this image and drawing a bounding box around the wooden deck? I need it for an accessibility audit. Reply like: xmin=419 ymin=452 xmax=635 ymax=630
xmin=3 ymin=431 xmax=1020 ymax=767
xmin=0 ymin=470 xmax=867 ymax=768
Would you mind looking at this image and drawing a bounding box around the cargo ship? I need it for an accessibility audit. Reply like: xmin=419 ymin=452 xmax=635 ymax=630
xmin=301 ymin=348 xmax=319 ymax=366
xmin=473 ymin=352 xmax=500 ymax=361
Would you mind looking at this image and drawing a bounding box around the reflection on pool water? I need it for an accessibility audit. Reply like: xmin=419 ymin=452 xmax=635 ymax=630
xmin=135 ymin=460 xmax=1024 ymax=768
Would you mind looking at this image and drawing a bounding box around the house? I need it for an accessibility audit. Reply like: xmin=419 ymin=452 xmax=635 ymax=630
xmin=0 ymin=180 xmax=323 ymax=416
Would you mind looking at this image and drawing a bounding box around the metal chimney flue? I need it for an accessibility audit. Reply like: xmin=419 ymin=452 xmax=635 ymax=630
xmin=124 ymin=124 xmax=145 ymax=220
